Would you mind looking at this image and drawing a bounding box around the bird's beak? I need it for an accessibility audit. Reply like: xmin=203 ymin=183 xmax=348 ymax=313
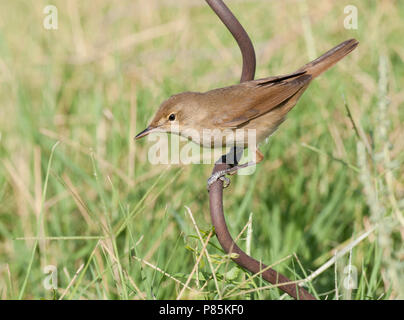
xmin=135 ymin=126 xmax=157 ymax=140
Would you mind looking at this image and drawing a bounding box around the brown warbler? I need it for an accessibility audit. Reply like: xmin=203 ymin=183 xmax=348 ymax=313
xmin=136 ymin=39 xmax=359 ymax=186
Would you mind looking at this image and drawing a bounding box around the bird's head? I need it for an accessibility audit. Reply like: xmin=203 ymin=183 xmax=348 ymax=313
xmin=135 ymin=92 xmax=203 ymax=140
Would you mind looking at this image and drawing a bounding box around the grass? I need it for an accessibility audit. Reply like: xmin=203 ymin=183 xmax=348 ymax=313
xmin=0 ymin=0 xmax=403 ymax=300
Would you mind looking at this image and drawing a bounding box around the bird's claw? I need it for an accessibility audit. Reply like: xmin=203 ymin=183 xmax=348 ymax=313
xmin=220 ymin=176 xmax=230 ymax=188
xmin=207 ymin=170 xmax=231 ymax=190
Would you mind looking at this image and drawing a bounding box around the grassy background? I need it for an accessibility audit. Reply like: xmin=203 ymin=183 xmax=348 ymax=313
xmin=0 ymin=0 xmax=403 ymax=300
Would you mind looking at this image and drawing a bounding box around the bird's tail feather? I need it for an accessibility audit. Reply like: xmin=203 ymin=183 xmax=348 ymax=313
xmin=296 ymin=39 xmax=359 ymax=78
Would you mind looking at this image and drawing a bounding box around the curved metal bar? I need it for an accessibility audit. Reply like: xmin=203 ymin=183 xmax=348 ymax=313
xmin=206 ymin=0 xmax=316 ymax=300
xmin=206 ymin=0 xmax=256 ymax=82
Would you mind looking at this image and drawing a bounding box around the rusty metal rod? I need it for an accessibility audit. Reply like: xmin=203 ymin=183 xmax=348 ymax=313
xmin=206 ymin=0 xmax=316 ymax=300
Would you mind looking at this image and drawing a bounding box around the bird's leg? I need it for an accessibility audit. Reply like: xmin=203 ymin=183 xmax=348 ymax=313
xmin=207 ymin=147 xmax=263 ymax=189
xmin=223 ymin=146 xmax=244 ymax=166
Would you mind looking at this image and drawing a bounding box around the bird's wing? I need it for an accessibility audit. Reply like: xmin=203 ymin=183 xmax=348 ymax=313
xmin=210 ymin=72 xmax=312 ymax=128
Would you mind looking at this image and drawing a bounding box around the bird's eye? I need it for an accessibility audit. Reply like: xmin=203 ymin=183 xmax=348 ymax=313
xmin=168 ymin=113 xmax=176 ymax=121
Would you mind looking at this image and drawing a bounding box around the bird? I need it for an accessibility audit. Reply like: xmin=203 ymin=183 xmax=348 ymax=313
xmin=135 ymin=38 xmax=359 ymax=187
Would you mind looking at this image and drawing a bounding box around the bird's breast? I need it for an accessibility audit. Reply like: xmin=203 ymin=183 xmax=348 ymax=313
xmin=179 ymin=127 xmax=257 ymax=148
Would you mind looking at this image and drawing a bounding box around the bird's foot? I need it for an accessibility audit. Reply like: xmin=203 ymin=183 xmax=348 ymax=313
xmin=207 ymin=161 xmax=257 ymax=190
xmin=207 ymin=170 xmax=231 ymax=190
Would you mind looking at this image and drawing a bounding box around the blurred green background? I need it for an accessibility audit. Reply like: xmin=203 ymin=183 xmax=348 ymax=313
xmin=0 ymin=0 xmax=403 ymax=299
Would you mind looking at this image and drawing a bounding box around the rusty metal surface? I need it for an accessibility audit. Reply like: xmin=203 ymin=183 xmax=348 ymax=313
xmin=206 ymin=0 xmax=316 ymax=300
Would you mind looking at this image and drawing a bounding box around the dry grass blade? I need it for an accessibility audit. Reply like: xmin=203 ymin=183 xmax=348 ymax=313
xmin=176 ymin=229 xmax=213 ymax=300
xmin=133 ymin=256 xmax=202 ymax=295
xmin=223 ymin=254 xmax=293 ymax=298
xmin=299 ymin=227 xmax=376 ymax=286
xmin=185 ymin=206 xmax=222 ymax=298
xmin=59 ymin=264 xmax=84 ymax=300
